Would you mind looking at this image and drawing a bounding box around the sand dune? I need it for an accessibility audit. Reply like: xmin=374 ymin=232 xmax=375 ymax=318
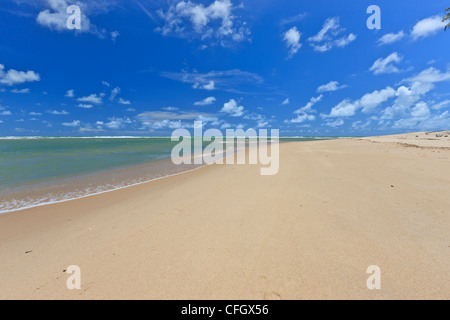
xmin=0 ymin=134 xmax=449 ymax=299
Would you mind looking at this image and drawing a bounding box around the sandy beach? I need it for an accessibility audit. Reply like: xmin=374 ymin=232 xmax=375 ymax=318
xmin=0 ymin=132 xmax=449 ymax=300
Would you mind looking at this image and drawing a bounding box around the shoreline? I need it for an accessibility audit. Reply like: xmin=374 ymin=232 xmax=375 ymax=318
xmin=0 ymin=133 xmax=449 ymax=299
xmin=0 ymin=138 xmax=309 ymax=215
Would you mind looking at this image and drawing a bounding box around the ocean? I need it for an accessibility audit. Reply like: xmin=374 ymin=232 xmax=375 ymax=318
xmin=0 ymin=136 xmax=337 ymax=213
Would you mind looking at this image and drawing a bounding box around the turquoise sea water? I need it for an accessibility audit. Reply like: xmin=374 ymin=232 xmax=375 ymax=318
xmin=0 ymin=136 xmax=337 ymax=213
xmin=0 ymin=137 xmax=179 ymax=189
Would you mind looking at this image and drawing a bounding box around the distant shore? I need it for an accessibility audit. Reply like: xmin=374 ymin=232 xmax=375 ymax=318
xmin=0 ymin=132 xmax=449 ymax=299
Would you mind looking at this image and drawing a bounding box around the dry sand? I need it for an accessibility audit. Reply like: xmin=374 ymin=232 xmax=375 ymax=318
xmin=0 ymin=132 xmax=449 ymax=300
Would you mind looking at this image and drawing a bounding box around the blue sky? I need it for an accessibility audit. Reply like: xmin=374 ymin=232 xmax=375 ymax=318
xmin=0 ymin=0 xmax=449 ymax=136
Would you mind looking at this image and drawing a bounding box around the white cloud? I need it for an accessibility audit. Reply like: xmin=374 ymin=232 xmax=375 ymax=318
xmin=325 ymin=86 xmax=396 ymax=118
xmin=294 ymin=95 xmax=322 ymax=114
xmin=282 ymin=98 xmax=290 ymax=105
xmin=0 ymin=110 xmax=12 ymax=116
xmin=156 ymin=0 xmax=250 ymax=46
xmin=317 ymin=81 xmax=347 ymax=93
xmin=308 ymin=17 xmax=356 ymax=52
xmin=47 ymin=110 xmax=69 ymax=115
xmin=378 ymin=31 xmax=406 ymax=45
xmin=326 ymin=99 xmax=358 ymax=118
xmin=118 ymin=98 xmax=131 ymax=105
xmin=193 ymin=80 xmax=215 ymax=90
xmin=335 ymin=33 xmax=357 ymax=48
xmin=110 ymin=87 xmax=120 ymax=101
xmin=162 ymin=69 xmax=263 ymax=93
xmin=37 ymin=0 xmax=94 ymax=34
xmin=62 ymin=120 xmax=81 ymax=127
xmin=431 ymin=100 xmax=450 ymax=110
xmin=369 ymin=52 xmax=403 ymax=75
xmin=65 ymin=89 xmax=75 ymax=97
xmin=220 ymin=99 xmax=244 ymax=117
xmin=111 ymin=31 xmax=120 ymax=42
xmin=401 ymin=67 xmax=450 ymax=84
xmin=285 ymin=95 xmax=321 ymax=123
xmin=77 ymin=93 xmax=103 ymax=104
xmin=0 ymin=64 xmax=40 ymax=86
xmin=163 ymin=107 xmax=179 ymax=111
xmin=102 ymin=81 xmax=110 ymax=87
xmin=352 ymin=120 xmax=371 ymax=130
xmin=283 ymin=27 xmax=302 ymax=58
xmin=194 ymin=96 xmax=216 ymax=106
xmin=325 ymin=118 xmax=344 ymax=127
xmin=142 ymin=119 xmax=184 ymax=130
xmin=285 ymin=113 xmax=315 ymax=124
xmin=280 ymin=13 xmax=307 ymax=26
xmin=411 ymin=16 xmax=445 ymax=40
xmin=11 ymin=88 xmax=30 ymax=94
xmin=77 ymin=103 xmax=93 ymax=109
xmin=105 ymin=117 xmax=132 ymax=129
xmin=137 ymin=110 xmax=213 ymax=122
xmin=360 ymin=87 xmax=397 ymax=113
xmin=126 ymin=108 xmax=136 ymax=112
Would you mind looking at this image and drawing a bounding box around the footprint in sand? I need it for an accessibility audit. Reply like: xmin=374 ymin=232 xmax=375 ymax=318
xmin=258 ymin=276 xmax=282 ymax=300
xmin=263 ymin=292 xmax=282 ymax=300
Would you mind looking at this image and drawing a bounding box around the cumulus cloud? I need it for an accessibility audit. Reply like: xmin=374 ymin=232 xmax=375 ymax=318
xmin=193 ymin=80 xmax=215 ymax=90
xmin=220 ymin=99 xmax=244 ymax=117
xmin=325 ymin=118 xmax=344 ymax=127
xmin=401 ymin=67 xmax=450 ymax=84
xmin=321 ymin=67 xmax=450 ymax=132
xmin=118 ymin=98 xmax=132 ymax=105
xmin=156 ymin=0 xmax=250 ymax=46
xmin=283 ymin=27 xmax=302 ymax=58
xmin=0 ymin=108 xmax=12 ymax=115
xmin=369 ymin=52 xmax=403 ymax=75
xmin=77 ymin=93 xmax=103 ymax=104
xmin=0 ymin=64 xmax=40 ymax=86
xmin=37 ymin=0 xmax=90 ymax=32
xmin=317 ymin=81 xmax=347 ymax=93
xmin=308 ymin=17 xmax=356 ymax=52
xmin=285 ymin=95 xmax=322 ymax=124
xmin=194 ymin=96 xmax=216 ymax=106
xmin=35 ymin=0 xmax=113 ymax=38
xmin=378 ymin=31 xmax=406 ymax=45
xmin=65 ymin=89 xmax=75 ymax=97
xmin=105 ymin=117 xmax=132 ymax=129
xmin=359 ymin=87 xmax=397 ymax=113
xmin=295 ymin=95 xmax=322 ymax=114
xmin=411 ymin=16 xmax=445 ymax=40
xmin=143 ymin=119 xmax=184 ymax=130
xmin=282 ymin=98 xmax=290 ymax=105
xmin=325 ymin=87 xmax=396 ymax=118
xmin=62 ymin=120 xmax=81 ymax=127
xmin=325 ymin=99 xmax=358 ymax=118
